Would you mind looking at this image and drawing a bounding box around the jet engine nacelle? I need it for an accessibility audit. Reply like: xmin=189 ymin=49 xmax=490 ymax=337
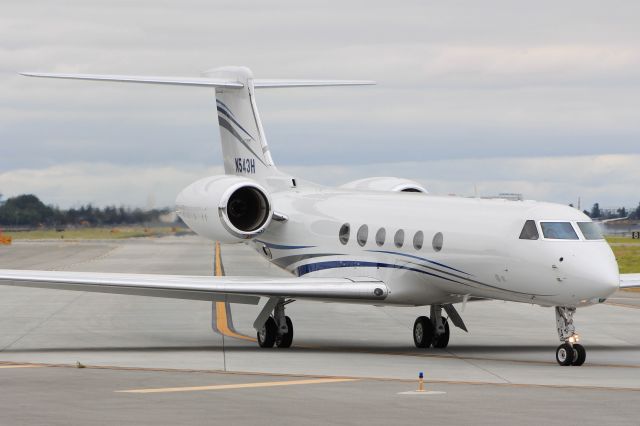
xmin=339 ymin=177 xmax=428 ymax=194
xmin=176 ymin=175 xmax=273 ymax=243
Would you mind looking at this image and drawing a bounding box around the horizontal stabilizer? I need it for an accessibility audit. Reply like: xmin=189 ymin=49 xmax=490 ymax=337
xmin=0 ymin=269 xmax=388 ymax=303
xmin=620 ymin=273 xmax=640 ymax=289
xmin=20 ymin=73 xmax=375 ymax=89
xmin=19 ymin=72 xmax=245 ymax=88
xmin=253 ymin=79 xmax=376 ymax=88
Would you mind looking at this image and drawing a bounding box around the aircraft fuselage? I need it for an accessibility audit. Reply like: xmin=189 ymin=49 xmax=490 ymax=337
xmin=178 ymin=183 xmax=620 ymax=308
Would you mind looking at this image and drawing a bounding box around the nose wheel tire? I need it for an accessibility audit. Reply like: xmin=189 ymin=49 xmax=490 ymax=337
xmin=413 ymin=316 xmax=434 ymax=348
xmin=257 ymin=317 xmax=278 ymax=348
xmin=275 ymin=316 xmax=294 ymax=348
xmin=571 ymin=343 xmax=586 ymax=366
xmin=556 ymin=343 xmax=575 ymax=366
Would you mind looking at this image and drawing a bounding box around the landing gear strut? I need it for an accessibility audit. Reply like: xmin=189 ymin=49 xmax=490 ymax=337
xmin=413 ymin=305 xmax=451 ymax=349
xmin=256 ymin=298 xmax=294 ymax=348
xmin=554 ymin=306 xmax=586 ymax=366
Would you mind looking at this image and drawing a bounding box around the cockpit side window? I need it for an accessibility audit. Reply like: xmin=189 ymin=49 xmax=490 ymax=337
xmin=577 ymin=222 xmax=604 ymax=240
xmin=540 ymin=222 xmax=579 ymax=240
xmin=519 ymin=220 xmax=539 ymax=240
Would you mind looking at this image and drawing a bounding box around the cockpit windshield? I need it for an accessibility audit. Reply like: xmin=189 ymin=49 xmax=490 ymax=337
xmin=577 ymin=222 xmax=604 ymax=240
xmin=540 ymin=222 xmax=579 ymax=240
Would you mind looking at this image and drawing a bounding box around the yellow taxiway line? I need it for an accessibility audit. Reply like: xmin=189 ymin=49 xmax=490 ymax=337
xmin=116 ymin=378 xmax=357 ymax=394
xmin=214 ymin=301 xmax=256 ymax=341
xmin=214 ymin=241 xmax=224 ymax=278
xmin=213 ymin=241 xmax=257 ymax=342
xmin=0 ymin=365 xmax=43 ymax=369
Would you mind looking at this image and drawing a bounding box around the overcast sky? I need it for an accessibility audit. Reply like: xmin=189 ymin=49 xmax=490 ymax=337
xmin=2 ymin=0 xmax=639 ymax=209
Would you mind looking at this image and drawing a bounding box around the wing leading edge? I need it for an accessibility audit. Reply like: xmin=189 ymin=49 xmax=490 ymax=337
xmin=620 ymin=274 xmax=640 ymax=289
xmin=0 ymin=269 xmax=388 ymax=304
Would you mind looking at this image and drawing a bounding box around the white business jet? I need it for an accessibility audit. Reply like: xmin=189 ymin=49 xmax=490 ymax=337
xmin=1 ymin=67 xmax=638 ymax=366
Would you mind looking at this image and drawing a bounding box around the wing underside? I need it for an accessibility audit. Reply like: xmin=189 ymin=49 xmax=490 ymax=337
xmin=0 ymin=269 xmax=388 ymax=305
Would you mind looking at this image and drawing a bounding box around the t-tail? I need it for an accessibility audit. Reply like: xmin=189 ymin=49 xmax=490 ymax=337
xmin=20 ymin=66 xmax=375 ymax=186
xmin=205 ymin=66 xmax=278 ymax=181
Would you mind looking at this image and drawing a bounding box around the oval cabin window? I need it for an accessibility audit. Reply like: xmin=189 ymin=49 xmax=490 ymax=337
xmin=375 ymin=228 xmax=386 ymax=246
xmin=432 ymin=232 xmax=443 ymax=252
xmin=413 ymin=231 xmax=424 ymax=250
xmin=394 ymin=229 xmax=405 ymax=248
xmin=339 ymin=223 xmax=350 ymax=245
xmin=357 ymin=225 xmax=369 ymax=247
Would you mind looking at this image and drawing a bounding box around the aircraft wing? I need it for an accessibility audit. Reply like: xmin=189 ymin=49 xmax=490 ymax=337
xmin=620 ymin=274 xmax=640 ymax=289
xmin=0 ymin=269 xmax=388 ymax=305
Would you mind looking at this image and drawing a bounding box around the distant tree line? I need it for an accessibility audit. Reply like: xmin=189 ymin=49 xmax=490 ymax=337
xmin=0 ymin=194 xmax=173 ymax=227
xmin=581 ymin=202 xmax=640 ymax=220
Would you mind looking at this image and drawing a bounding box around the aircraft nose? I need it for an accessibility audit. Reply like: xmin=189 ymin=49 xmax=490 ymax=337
xmin=598 ymin=262 xmax=620 ymax=292
xmin=585 ymin=250 xmax=620 ymax=299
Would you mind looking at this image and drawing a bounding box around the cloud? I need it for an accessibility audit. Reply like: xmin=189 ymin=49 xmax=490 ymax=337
xmin=286 ymin=154 xmax=640 ymax=209
xmin=1 ymin=154 xmax=637 ymax=210
xmin=1 ymin=0 xmax=639 ymax=208
xmin=0 ymin=163 xmax=222 ymax=208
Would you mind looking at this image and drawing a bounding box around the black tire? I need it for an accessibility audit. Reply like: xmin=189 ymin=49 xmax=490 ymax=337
xmin=276 ymin=316 xmax=294 ymax=348
xmin=433 ymin=318 xmax=450 ymax=349
xmin=413 ymin=316 xmax=434 ymax=348
xmin=257 ymin=317 xmax=277 ymax=348
xmin=556 ymin=343 xmax=574 ymax=366
xmin=571 ymin=343 xmax=586 ymax=366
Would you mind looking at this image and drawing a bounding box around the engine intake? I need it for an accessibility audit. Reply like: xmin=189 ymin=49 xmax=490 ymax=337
xmin=224 ymin=185 xmax=271 ymax=233
xmin=176 ymin=175 xmax=273 ymax=243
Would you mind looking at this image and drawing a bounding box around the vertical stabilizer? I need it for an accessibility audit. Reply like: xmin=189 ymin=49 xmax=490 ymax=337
xmin=203 ymin=67 xmax=279 ymax=183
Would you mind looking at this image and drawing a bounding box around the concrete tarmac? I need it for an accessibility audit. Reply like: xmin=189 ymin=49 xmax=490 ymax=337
xmin=0 ymin=236 xmax=639 ymax=425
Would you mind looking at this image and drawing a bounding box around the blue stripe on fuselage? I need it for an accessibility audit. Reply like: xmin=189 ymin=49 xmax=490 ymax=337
xmin=296 ymin=260 xmax=464 ymax=285
xmin=365 ymin=249 xmax=471 ymax=275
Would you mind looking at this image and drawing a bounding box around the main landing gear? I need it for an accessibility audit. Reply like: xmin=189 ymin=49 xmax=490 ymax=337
xmin=413 ymin=305 xmax=455 ymax=349
xmin=256 ymin=298 xmax=294 ymax=348
xmin=554 ymin=306 xmax=586 ymax=366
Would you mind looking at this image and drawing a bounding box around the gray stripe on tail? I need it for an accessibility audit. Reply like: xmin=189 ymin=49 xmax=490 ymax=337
xmin=218 ymin=116 xmax=267 ymax=166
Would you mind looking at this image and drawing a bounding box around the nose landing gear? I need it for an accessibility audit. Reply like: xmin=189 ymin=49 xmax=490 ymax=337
xmin=555 ymin=306 xmax=586 ymax=366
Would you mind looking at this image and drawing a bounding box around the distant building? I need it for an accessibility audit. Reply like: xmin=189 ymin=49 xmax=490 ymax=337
xmin=480 ymin=193 xmax=524 ymax=201
xmin=497 ymin=193 xmax=524 ymax=201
